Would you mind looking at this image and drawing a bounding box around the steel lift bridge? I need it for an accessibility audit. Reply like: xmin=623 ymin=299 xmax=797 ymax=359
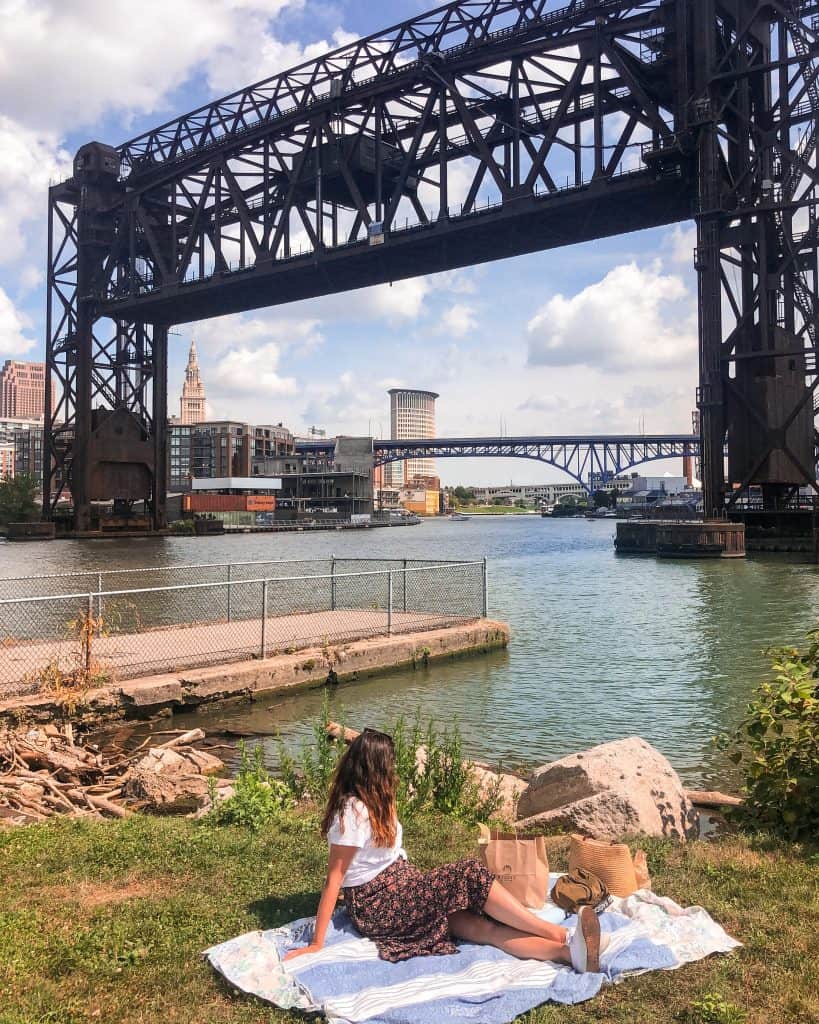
xmin=46 ymin=0 xmax=819 ymax=532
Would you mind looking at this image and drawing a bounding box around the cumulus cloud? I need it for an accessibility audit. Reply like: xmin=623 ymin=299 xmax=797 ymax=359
xmin=0 ymin=286 xmax=36 ymax=356
xmin=347 ymin=278 xmax=430 ymax=322
xmin=209 ymin=341 xmax=298 ymax=402
xmin=0 ymin=117 xmax=72 ymax=267
xmin=526 ymin=261 xmax=697 ymax=372
xmin=665 ymin=223 xmax=697 ymax=267
xmin=191 ymin=311 xmax=323 ymax=356
xmin=438 ymin=303 xmax=477 ymax=338
xmin=0 ymin=0 xmax=312 ymax=130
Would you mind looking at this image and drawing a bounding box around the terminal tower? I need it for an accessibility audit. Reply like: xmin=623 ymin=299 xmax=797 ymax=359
xmin=180 ymin=340 xmax=207 ymax=425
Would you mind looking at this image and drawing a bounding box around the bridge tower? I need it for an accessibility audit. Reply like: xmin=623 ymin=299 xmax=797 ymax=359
xmin=691 ymin=0 xmax=818 ymax=517
xmin=44 ymin=0 xmax=819 ymax=533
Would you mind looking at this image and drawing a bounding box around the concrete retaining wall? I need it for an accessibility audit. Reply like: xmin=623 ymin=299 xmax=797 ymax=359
xmin=0 ymin=619 xmax=510 ymax=727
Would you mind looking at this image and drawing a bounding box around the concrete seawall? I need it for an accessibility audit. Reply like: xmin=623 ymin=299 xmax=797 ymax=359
xmin=0 ymin=619 xmax=510 ymax=727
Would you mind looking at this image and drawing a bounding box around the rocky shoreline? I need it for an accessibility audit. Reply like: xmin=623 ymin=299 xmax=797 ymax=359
xmin=1 ymin=719 xmax=742 ymax=837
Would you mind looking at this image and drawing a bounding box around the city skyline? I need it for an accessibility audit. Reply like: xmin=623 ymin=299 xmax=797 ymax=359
xmin=0 ymin=0 xmax=697 ymax=486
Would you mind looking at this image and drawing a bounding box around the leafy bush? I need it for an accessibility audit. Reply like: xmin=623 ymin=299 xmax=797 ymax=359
xmin=206 ymin=742 xmax=293 ymax=830
xmin=719 ymin=633 xmax=818 ymax=840
xmin=0 ymin=473 xmax=38 ymax=526
xmin=682 ymin=993 xmax=747 ymax=1024
xmin=168 ymin=518 xmax=194 ymax=535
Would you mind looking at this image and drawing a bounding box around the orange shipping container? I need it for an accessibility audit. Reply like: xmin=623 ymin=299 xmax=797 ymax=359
xmin=183 ymin=494 xmax=276 ymax=513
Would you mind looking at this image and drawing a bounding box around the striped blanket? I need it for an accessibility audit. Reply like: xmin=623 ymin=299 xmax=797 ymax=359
xmin=205 ymin=879 xmax=740 ymax=1024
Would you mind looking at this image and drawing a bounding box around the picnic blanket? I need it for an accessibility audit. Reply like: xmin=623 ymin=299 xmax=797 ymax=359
xmin=205 ymin=876 xmax=740 ymax=1024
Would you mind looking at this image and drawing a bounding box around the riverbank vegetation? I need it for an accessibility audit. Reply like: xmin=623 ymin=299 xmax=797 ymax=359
xmin=0 ymin=473 xmax=38 ymax=527
xmin=1 ymin=815 xmax=817 ymax=1024
xmin=719 ymin=631 xmax=819 ymax=841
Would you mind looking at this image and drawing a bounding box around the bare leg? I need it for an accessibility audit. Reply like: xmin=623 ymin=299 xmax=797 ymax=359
xmin=482 ymin=881 xmax=568 ymax=944
xmin=449 ymin=911 xmax=570 ymax=965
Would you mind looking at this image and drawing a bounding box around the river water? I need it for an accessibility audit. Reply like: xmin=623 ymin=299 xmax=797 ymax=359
xmin=1 ymin=517 xmax=815 ymax=786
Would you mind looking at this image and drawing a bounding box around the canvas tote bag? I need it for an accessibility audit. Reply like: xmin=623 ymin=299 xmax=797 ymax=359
xmin=477 ymin=823 xmax=550 ymax=908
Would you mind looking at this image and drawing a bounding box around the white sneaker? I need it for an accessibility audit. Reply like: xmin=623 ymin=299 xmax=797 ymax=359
xmin=568 ymin=906 xmax=610 ymax=973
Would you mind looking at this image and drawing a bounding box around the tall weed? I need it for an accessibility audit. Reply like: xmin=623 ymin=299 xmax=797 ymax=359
xmin=282 ymin=702 xmax=502 ymax=824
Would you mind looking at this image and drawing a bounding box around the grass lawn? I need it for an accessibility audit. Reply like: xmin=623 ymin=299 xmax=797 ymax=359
xmin=1 ymin=813 xmax=817 ymax=1024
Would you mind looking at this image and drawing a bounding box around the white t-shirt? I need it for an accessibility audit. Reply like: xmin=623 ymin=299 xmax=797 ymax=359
xmin=327 ymin=797 xmax=406 ymax=888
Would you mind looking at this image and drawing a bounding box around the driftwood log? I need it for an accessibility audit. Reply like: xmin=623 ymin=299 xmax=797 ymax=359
xmin=0 ymin=724 xmax=220 ymax=827
xmin=684 ymin=789 xmax=743 ymax=809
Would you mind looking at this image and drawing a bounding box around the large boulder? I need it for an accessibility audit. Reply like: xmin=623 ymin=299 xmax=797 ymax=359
xmin=515 ymin=737 xmax=698 ymax=841
xmin=470 ymin=764 xmax=528 ymax=822
xmin=123 ymin=746 xmax=224 ymax=808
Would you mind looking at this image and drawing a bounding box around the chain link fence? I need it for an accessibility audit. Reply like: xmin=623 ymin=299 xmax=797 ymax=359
xmin=0 ymin=559 xmax=488 ymax=698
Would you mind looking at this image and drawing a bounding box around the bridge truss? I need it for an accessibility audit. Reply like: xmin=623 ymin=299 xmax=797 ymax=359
xmin=46 ymin=0 xmax=819 ymax=530
xmin=299 ymin=434 xmax=700 ymax=491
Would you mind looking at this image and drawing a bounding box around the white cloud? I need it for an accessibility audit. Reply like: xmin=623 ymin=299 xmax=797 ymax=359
xmin=0 ymin=117 xmax=72 ymax=268
xmin=526 ymin=261 xmax=697 ymax=372
xmin=209 ymin=341 xmax=298 ymax=403
xmin=0 ymin=0 xmax=307 ymax=130
xmin=188 ymin=312 xmax=323 ymax=357
xmin=665 ymin=223 xmax=697 ymax=267
xmin=209 ymin=26 xmax=357 ymax=95
xmin=0 ymin=286 xmax=36 ymax=356
xmin=349 ymin=278 xmax=430 ymax=322
xmin=438 ymin=303 xmax=477 ymax=338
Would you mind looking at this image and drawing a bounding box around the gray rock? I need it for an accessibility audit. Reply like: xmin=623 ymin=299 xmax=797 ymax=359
xmin=515 ymin=737 xmax=698 ymax=841
xmin=470 ymin=764 xmax=527 ymax=822
xmin=123 ymin=746 xmax=224 ymax=808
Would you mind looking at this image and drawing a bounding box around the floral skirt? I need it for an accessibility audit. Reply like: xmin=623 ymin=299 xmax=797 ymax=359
xmin=343 ymin=857 xmax=494 ymax=962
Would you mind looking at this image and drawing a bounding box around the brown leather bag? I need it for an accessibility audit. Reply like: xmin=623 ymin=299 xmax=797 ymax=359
xmin=551 ymin=868 xmax=610 ymax=916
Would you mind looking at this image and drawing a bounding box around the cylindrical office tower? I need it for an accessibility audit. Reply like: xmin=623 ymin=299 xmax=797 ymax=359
xmin=388 ymin=388 xmax=438 ymax=486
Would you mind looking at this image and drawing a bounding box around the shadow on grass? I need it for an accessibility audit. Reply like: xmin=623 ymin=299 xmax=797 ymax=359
xmin=247 ymin=892 xmax=322 ymax=929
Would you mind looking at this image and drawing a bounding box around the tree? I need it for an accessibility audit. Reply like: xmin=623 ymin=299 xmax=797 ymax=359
xmin=514 ymin=499 xmax=528 ymax=508
xmin=592 ymin=489 xmax=611 ymax=508
xmin=0 ymin=474 xmax=39 ymax=526
xmin=451 ymin=486 xmax=475 ymax=507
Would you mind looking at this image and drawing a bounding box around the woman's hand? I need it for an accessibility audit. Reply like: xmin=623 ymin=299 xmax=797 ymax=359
xmin=283 ymin=942 xmax=323 ymax=962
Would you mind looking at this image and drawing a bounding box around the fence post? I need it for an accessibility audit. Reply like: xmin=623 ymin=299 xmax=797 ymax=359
xmin=227 ymin=563 xmax=233 ymax=622
xmin=260 ymin=580 xmax=268 ymax=659
xmin=330 ymin=554 xmax=336 ymax=611
xmin=387 ymin=571 xmax=393 ymax=636
xmin=482 ymin=557 xmax=488 ymax=618
xmin=402 ymin=558 xmax=407 ymax=612
xmin=96 ymin=572 xmax=103 ymax=620
xmin=85 ymin=592 xmax=94 ymax=678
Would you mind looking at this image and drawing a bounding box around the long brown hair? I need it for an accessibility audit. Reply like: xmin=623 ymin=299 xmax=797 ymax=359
xmin=321 ymin=729 xmax=397 ymax=847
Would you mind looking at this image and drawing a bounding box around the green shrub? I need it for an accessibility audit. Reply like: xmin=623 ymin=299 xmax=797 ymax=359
xmin=719 ymin=632 xmax=819 ymax=840
xmin=0 ymin=473 xmax=38 ymax=526
xmin=280 ymin=702 xmax=502 ymax=824
xmin=168 ymin=518 xmax=194 ymax=535
xmin=682 ymin=993 xmax=747 ymax=1024
xmin=205 ymin=742 xmax=293 ymax=830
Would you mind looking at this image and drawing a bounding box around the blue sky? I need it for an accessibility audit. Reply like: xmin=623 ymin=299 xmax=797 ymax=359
xmin=0 ymin=0 xmax=698 ymax=485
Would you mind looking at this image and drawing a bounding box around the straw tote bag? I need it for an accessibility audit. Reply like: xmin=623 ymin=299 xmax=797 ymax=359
xmin=477 ymin=824 xmax=550 ymax=908
xmin=567 ymin=834 xmax=639 ymax=898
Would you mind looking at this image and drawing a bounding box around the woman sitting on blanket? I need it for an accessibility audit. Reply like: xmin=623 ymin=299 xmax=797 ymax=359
xmin=285 ymin=728 xmax=608 ymax=972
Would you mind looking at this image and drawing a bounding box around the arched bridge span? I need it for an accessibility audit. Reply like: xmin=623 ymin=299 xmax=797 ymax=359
xmin=298 ymin=434 xmax=700 ymax=492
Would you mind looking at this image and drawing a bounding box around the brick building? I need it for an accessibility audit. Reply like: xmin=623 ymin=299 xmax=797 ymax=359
xmin=0 ymin=361 xmax=53 ymax=420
